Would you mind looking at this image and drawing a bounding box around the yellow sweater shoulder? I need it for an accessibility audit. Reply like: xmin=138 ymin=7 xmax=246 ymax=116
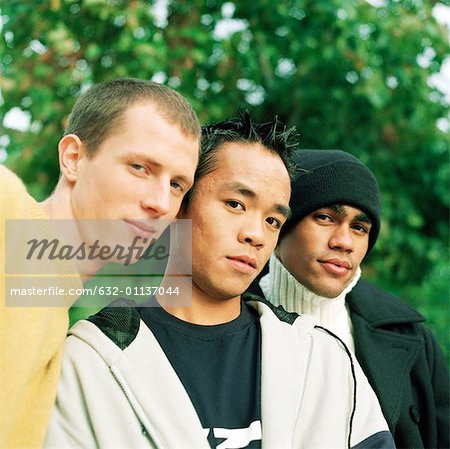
xmin=0 ymin=165 xmax=47 ymax=219
xmin=0 ymin=165 xmax=74 ymax=449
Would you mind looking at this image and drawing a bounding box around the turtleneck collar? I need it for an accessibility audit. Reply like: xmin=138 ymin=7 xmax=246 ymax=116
xmin=259 ymin=254 xmax=361 ymax=351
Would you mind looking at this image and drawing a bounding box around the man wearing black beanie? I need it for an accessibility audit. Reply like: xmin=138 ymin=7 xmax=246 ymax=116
xmin=249 ymin=149 xmax=449 ymax=449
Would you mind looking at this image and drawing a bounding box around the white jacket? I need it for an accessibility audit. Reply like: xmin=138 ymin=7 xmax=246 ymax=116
xmin=45 ymin=298 xmax=394 ymax=449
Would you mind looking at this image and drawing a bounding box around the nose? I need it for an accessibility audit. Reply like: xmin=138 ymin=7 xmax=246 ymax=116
xmin=329 ymin=225 xmax=354 ymax=253
xmin=140 ymin=179 xmax=171 ymax=218
xmin=238 ymin=218 xmax=265 ymax=248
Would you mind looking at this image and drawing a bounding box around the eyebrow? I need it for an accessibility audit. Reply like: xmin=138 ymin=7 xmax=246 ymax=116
xmin=126 ymin=151 xmax=159 ymax=167
xmin=221 ymin=181 xmax=291 ymax=219
xmin=355 ymin=213 xmax=371 ymax=224
xmin=174 ymin=174 xmax=194 ymax=188
xmin=276 ymin=204 xmax=292 ymax=219
xmin=329 ymin=204 xmax=346 ymax=217
xmin=222 ymin=181 xmax=256 ymax=199
xmin=328 ymin=204 xmax=371 ymax=224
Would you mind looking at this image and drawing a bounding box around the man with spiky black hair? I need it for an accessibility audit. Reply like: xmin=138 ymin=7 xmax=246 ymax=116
xmin=46 ymin=113 xmax=394 ymax=449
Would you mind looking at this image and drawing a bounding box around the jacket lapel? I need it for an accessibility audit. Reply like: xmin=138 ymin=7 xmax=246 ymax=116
xmin=349 ymin=293 xmax=423 ymax=429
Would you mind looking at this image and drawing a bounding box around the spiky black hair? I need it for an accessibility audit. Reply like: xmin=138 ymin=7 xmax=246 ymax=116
xmin=182 ymin=110 xmax=300 ymax=208
xmin=200 ymin=110 xmax=298 ymax=177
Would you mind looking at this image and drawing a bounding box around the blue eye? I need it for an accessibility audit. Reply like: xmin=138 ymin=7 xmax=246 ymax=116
xmin=130 ymin=163 xmax=146 ymax=173
xmin=171 ymin=181 xmax=184 ymax=192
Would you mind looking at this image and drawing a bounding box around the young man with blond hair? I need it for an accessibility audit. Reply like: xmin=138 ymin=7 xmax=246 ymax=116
xmin=0 ymin=77 xmax=200 ymax=449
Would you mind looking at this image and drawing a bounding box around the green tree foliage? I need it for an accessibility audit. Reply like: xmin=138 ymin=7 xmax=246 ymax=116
xmin=1 ymin=0 xmax=449 ymax=360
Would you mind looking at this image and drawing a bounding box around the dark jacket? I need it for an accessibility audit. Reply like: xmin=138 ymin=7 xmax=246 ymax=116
xmin=248 ymin=278 xmax=449 ymax=449
xmin=347 ymin=280 xmax=449 ymax=449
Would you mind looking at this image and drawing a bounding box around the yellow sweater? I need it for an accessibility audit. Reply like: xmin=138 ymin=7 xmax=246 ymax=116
xmin=0 ymin=165 xmax=81 ymax=449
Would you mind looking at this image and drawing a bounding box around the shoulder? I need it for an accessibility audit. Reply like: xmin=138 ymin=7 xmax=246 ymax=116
xmin=244 ymin=292 xmax=350 ymax=353
xmin=251 ymin=276 xmax=438 ymax=358
xmin=348 ymin=280 xmax=448 ymax=363
xmin=86 ymin=298 xmax=141 ymax=350
xmin=0 ymin=165 xmax=27 ymax=208
xmin=243 ymin=291 xmax=299 ymax=325
xmin=0 ymin=164 xmax=24 ymax=186
xmin=0 ymin=165 xmax=44 ymax=219
xmin=65 ymin=299 xmax=141 ymax=367
xmin=350 ymin=279 xmax=405 ymax=304
xmin=0 ymin=165 xmax=31 ymax=200
xmin=347 ymin=279 xmax=424 ymax=325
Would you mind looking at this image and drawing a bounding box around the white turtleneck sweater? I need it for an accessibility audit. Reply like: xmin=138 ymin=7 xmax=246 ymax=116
xmin=259 ymin=254 xmax=361 ymax=353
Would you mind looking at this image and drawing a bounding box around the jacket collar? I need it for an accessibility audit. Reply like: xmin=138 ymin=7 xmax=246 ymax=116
xmin=346 ymin=279 xmax=424 ymax=327
xmin=346 ymin=280 xmax=424 ymax=430
xmin=246 ymin=299 xmax=319 ymax=448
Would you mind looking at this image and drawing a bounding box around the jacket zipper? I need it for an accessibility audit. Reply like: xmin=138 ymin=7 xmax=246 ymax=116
xmin=110 ymin=366 xmax=160 ymax=448
xmin=295 ymin=334 xmax=314 ymax=429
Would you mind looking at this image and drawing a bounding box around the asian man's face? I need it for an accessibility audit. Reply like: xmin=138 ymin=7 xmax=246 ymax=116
xmin=180 ymin=142 xmax=291 ymax=300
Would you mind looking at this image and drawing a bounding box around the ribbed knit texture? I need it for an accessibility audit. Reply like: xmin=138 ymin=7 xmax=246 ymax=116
xmin=260 ymin=254 xmax=360 ymax=352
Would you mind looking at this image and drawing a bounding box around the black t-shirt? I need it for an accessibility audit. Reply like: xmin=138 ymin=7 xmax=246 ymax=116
xmin=138 ymin=300 xmax=262 ymax=449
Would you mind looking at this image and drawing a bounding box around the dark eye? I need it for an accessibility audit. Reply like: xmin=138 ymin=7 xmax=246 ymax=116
xmin=266 ymin=217 xmax=282 ymax=229
xmin=352 ymin=224 xmax=369 ymax=234
xmin=315 ymin=213 xmax=332 ymax=222
xmin=226 ymin=200 xmax=245 ymax=211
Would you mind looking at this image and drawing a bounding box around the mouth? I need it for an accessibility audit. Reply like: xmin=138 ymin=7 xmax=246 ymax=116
xmin=226 ymin=255 xmax=258 ymax=274
xmin=318 ymin=258 xmax=352 ymax=276
xmin=124 ymin=219 xmax=157 ymax=239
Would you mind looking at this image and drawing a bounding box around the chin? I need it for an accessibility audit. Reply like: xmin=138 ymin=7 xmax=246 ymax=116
xmin=320 ymin=286 xmax=345 ymax=299
xmin=218 ymin=289 xmax=245 ymax=300
xmin=308 ymin=283 xmax=340 ymax=299
xmin=206 ymin=284 xmax=245 ymax=300
xmin=200 ymin=272 xmax=250 ymax=297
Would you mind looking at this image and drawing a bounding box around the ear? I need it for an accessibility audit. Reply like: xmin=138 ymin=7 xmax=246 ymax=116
xmin=58 ymin=134 xmax=87 ymax=182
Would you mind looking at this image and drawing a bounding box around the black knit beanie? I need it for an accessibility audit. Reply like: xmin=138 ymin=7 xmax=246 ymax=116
xmin=282 ymin=149 xmax=381 ymax=254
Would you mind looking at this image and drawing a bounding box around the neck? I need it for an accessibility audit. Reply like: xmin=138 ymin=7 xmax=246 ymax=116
xmin=40 ymin=179 xmax=75 ymax=220
xmin=39 ymin=182 xmax=105 ymax=278
xmin=160 ymin=278 xmax=241 ymax=325
xmin=263 ymin=254 xmax=361 ymax=310
xmin=260 ymin=254 xmax=360 ymax=352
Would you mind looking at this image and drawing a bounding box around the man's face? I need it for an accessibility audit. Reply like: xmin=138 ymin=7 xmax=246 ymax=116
xmin=277 ymin=205 xmax=371 ymax=298
xmin=70 ymin=102 xmax=199 ymax=242
xmin=180 ymin=142 xmax=291 ymax=300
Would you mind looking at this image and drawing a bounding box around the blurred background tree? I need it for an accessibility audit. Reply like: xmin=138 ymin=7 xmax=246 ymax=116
xmin=1 ymin=0 xmax=449 ymax=362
